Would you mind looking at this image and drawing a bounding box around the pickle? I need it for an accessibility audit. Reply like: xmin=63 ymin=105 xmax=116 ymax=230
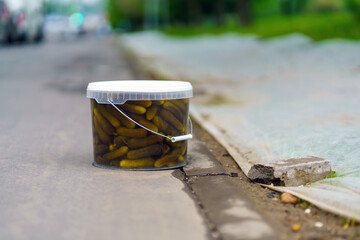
xmin=167 ymin=161 xmax=178 ymax=167
xmin=109 ymin=144 xmax=117 ymax=151
xmin=166 ymin=139 xmax=183 ymax=148
xmin=96 ymin=156 xmax=107 ymax=165
xmin=126 ymin=135 xmax=163 ymax=149
xmin=98 ymin=104 xmax=121 ymax=128
xmin=95 ymin=144 xmax=108 ymax=155
xmin=163 ymin=102 xmax=182 ymax=119
xmin=106 ymin=104 xmax=136 ymax=129
xmin=120 ymin=158 xmax=154 ymax=168
xmin=153 ymin=115 xmax=180 ymax=136
xmin=139 ymin=120 xmax=158 ymax=132
xmin=152 ymin=115 xmax=169 ymax=132
xmin=94 ymin=108 xmax=115 ymax=135
xmin=114 ymin=135 xmax=128 ymax=146
xmin=110 ymin=160 xmax=121 ymax=167
xmin=154 ymin=147 xmax=183 ymax=167
xmin=178 ymin=155 xmax=185 ymax=162
xmin=128 ymin=113 xmax=144 ymax=122
xmin=153 ymin=100 xmax=164 ymax=105
xmin=110 ymin=142 xmax=128 ymax=151
xmin=181 ymin=144 xmax=187 ymax=155
xmin=172 ymin=100 xmax=186 ymax=112
xmin=129 ymin=113 xmax=158 ymax=132
xmin=94 ymin=116 xmax=111 ymax=144
xmin=93 ymin=136 xmax=99 ymax=145
xmin=116 ymin=127 xmax=147 ymax=138
xmin=127 ymin=144 xmax=162 ymax=160
xmin=146 ymin=106 xmax=158 ymax=120
xmin=131 ymin=100 xmax=152 ymax=108
xmin=121 ymin=103 xmax=146 ymax=115
xmin=103 ymin=146 xmax=128 ymax=161
xmin=159 ymin=109 xmax=185 ymax=132
xmin=154 ymin=155 xmax=174 ymax=168
xmin=162 ymin=144 xmax=171 ymax=155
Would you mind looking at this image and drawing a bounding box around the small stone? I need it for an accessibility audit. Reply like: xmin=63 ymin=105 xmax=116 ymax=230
xmin=292 ymin=223 xmax=301 ymax=232
xmin=305 ymin=208 xmax=311 ymax=214
xmin=281 ymin=192 xmax=299 ymax=204
xmin=314 ymin=222 xmax=323 ymax=228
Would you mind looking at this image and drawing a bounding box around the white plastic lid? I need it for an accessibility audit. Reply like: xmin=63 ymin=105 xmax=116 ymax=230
xmin=87 ymin=80 xmax=193 ymax=104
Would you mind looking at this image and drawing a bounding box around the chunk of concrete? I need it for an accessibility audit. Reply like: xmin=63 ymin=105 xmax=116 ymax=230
xmin=248 ymin=157 xmax=332 ymax=186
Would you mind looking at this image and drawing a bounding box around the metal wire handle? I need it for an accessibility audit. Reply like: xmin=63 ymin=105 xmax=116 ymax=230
xmin=108 ymin=100 xmax=193 ymax=142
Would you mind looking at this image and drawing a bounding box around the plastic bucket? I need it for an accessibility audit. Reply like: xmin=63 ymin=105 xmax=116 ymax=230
xmin=86 ymin=80 xmax=193 ymax=170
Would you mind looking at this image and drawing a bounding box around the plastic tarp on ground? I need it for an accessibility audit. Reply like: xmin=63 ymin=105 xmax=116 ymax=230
xmin=121 ymin=32 xmax=360 ymax=220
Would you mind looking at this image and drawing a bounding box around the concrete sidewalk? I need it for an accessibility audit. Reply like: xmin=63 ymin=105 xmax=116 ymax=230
xmin=0 ymin=36 xmax=209 ymax=240
xmin=0 ymin=36 xmax=276 ymax=240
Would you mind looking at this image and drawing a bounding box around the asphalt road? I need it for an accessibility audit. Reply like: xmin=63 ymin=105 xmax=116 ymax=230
xmin=0 ymin=36 xmax=208 ymax=240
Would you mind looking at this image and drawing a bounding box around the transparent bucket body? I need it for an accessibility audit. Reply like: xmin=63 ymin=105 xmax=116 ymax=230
xmin=90 ymin=98 xmax=190 ymax=170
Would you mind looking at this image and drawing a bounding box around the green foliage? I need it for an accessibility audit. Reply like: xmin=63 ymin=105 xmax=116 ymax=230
xmin=168 ymin=0 xmax=188 ymax=24
xmin=298 ymin=199 xmax=311 ymax=209
xmin=252 ymin=0 xmax=281 ymax=17
xmin=348 ymin=0 xmax=360 ymax=20
xmin=306 ymin=0 xmax=347 ymax=13
xmin=164 ymin=12 xmax=360 ymax=41
xmin=325 ymin=170 xmax=338 ymax=179
xmin=107 ymin=0 xmax=144 ymax=30
xmin=339 ymin=217 xmax=359 ymax=228
xmin=105 ymin=0 xmax=360 ymax=36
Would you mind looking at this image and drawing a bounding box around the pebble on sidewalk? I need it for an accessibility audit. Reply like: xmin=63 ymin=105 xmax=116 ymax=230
xmin=281 ymin=192 xmax=299 ymax=204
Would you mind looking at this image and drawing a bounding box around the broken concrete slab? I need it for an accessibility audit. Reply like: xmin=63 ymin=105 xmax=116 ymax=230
xmin=248 ymin=157 xmax=332 ymax=186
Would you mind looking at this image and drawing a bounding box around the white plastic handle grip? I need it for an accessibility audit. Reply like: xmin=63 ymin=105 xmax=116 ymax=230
xmin=171 ymin=134 xmax=193 ymax=142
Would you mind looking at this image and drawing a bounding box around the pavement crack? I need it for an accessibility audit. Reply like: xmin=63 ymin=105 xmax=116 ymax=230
xmin=177 ymin=168 xmax=223 ymax=240
xmin=185 ymin=172 xmax=239 ymax=179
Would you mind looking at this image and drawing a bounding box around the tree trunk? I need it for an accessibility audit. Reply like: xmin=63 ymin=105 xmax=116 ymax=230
xmin=215 ymin=0 xmax=225 ymax=26
xmin=237 ymin=0 xmax=251 ymax=26
xmin=187 ymin=0 xmax=202 ymax=25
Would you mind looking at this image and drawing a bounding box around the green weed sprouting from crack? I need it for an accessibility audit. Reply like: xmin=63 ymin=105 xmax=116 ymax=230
xmin=324 ymin=170 xmax=338 ymax=179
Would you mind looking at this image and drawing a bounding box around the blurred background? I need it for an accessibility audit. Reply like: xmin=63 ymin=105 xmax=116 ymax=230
xmin=107 ymin=0 xmax=360 ymax=40
xmin=0 ymin=0 xmax=110 ymax=44
xmin=1 ymin=0 xmax=360 ymax=45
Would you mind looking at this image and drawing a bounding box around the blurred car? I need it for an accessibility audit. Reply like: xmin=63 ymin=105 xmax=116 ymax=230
xmin=0 ymin=0 xmax=44 ymax=43
xmin=83 ymin=14 xmax=111 ymax=35
xmin=44 ymin=14 xmax=83 ymax=40
xmin=0 ymin=0 xmax=15 ymax=42
xmin=15 ymin=0 xmax=44 ymax=42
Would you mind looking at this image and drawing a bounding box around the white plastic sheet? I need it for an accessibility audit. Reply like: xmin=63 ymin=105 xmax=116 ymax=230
xmin=122 ymin=32 xmax=360 ymax=220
